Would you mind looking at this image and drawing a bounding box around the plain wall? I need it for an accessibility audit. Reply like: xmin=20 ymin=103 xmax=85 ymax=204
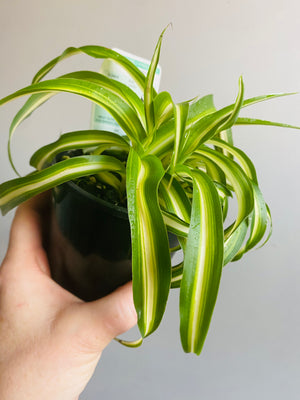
xmin=0 ymin=1 xmax=299 ymax=399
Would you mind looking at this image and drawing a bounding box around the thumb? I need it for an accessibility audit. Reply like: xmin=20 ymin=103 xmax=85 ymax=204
xmin=57 ymin=282 xmax=137 ymax=354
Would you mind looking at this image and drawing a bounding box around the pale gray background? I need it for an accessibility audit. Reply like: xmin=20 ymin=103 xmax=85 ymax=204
xmin=0 ymin=1 xmax=299 ymax=399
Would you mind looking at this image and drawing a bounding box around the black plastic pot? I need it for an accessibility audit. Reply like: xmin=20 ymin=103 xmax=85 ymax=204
xmin=48 ymin=179 xmax=179 ymax=302
xmin=48 ymin=180 xmax=132 ymax=301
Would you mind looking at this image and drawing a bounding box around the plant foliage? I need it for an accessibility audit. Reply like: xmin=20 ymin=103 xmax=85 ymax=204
xmin=0 ymin=28 xmax=299 ymax=355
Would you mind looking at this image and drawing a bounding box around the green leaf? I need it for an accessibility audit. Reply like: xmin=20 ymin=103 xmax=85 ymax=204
xmin=215 ymin=128 xmax=234 ymax=159
xmin=0 ymin=78 xmax=145 ymax=152
xmin=177 ymin=166 xmax=224 ymax=355
xmin=169 ymin=101 xmax=189 ymax=174
xmin=188 ymin=152 xmax=227 ymax=186
xmin=235 ymin=117 xmax=300 ymax=130
xmin=151 ymin=92 xmax=297 ymax=161
xmin=159 ymin=174 xmax=191 ymax=252
xmin=161 ymin=210 xmax=189 ymax=238
xmin=30 ymin=130 xmax=130 ymax=170
xmin=194 ymin=147 xmax=254 ymax=236
xmin=153 ymin=91 xmax=174 ymax=131
xmin=159 ymin=174 xmax=191 ymax=223
xmin=144 ymin=26 xmax=167 ymax=136
xmin=171 ymin=263 xmax=184 ymax=289
xmin=186 ymin=94 xmax=216 ymax=126
xmin=146 ymin=94 xmax=216 ymax=160
xmin=170 ymin=219 xmax=249 ymax=287
xmin=32 ymin=45 xmax=147 ymax=92
xmin=0 ymin=155 xmax=125 ymax=215
xmin=7 ymin=70 xmax=145 ymax=174
xmin=207 ymin=138 xmax=258 ymax=182
xmin=126 ymin=148 xmax=171 ymax=338
xmin=233 ymin=182 xmax=269 ymax=258
xmin=217 ymin=76 xmax=244 ymax=134
xmin=181 ymin=77 xmax=244 ymax=159
xmin=223 ymin=220 xmax=248 ymax=265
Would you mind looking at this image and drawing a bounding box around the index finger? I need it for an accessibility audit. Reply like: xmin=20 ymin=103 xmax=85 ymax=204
xmin=7 ymin=192 xmax=51 ymax=255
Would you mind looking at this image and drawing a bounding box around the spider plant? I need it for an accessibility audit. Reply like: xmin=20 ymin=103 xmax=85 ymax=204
xmin=0 ymin=28 xmax=298 ymax=355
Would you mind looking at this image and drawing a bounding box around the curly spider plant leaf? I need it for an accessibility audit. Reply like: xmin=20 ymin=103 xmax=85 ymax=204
xmin=193 ymin=147 xmax=254 ymax=236
xmin=169 ymin=218 xmax=249 ymax=289
xmin=207 ymin=138 xmax=258 ymax=182
xmin=0 ymin=155 xmax=125 ymax=216
xmin=30 ymin=129 xmax=130 ymax=170
xmin=126 ymin=148 xmax=171 ymax=338
xmin=232 ymin=183 xmax=269 ymax=260
xmin=146 ymin=92 xmax=297 ymax=161
xmin=161 ymin=210 xmax=189 ymax=238
xmin=7 ymin=69 xmax=145 ymax=174
xmin=153 ymin=91 xmax=174 ymax=131
xmin=171 ymin=262 xmax=184 ymax=289
xmin=207 ymin=137 xmax=272 ymax=256
xmin=180 ymin=77 xmax=244 ymax=159
xmin=176 ymin=166 xmax=224 ymax=355
xmin=159 ymin=174 xmax=191 ymax=223
xmin=32 ymin=45 xmax=147 ymax=91
xmin=1 ymin=74 xmax=146 ymax=172
xmin=146 ymin=94 xmax=216 ymax=159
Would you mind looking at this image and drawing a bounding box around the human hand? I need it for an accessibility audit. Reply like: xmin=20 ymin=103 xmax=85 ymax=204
xmin=0 ymin=194 xmax=137 ymax=400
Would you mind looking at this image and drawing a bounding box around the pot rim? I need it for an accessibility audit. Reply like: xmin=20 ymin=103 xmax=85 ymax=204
xmin=54 ymin=151 xmax=128 ymax=220
xmin=61 ymin=180 xmax=129 ymax=220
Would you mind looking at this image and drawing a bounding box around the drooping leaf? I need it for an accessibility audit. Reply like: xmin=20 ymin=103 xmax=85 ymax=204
xmin=233 ymin=182 xmax=269 ymax=258
xmin=6 ymin=70 xmax=146 ymax=175
xmin=126 ymin=148 xmax=171 ymax=338
xmin=223 ymin=220 xmax=249 ymax=265
xmin=177 ymin=166 xmax=224 ymax=355
xmin=0 ymin=78 xmax=145 ymax=155
xmin=0 ymin=155 xmax=125 ymax=215
xmin=207 ymin=138 xmax=258 ymax=183
xmin=193 ymin=147 xmax=254 ymax=236
xmin=32 ymin=45 xmax=147 ymax=91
